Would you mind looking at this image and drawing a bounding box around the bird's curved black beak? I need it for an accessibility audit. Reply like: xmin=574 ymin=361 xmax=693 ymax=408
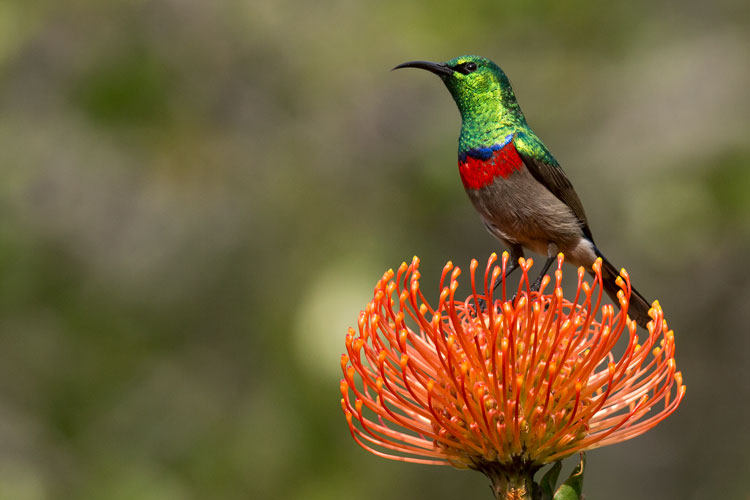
xmin=393 ymin=60 xmax=454 ymax=77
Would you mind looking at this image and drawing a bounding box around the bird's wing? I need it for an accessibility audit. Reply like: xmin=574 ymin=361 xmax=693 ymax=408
xmin=515 ymin=146 xmax=594 ymax=242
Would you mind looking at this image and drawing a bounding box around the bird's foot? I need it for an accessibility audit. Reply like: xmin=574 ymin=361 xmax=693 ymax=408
xmin=529 ymin=275 xmax=544 ymax=293
xmin=475 ymin=297 xmax=489 ymax=314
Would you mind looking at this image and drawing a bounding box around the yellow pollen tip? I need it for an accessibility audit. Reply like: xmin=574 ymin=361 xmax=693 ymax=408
xmin=400 ymin=354 xmax=409 ymax=368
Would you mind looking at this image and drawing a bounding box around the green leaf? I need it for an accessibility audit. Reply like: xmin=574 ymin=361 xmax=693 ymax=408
xmin=553 ymin=453 xmax=586 ymax=500
xmin=539 ymin=461 xmax=562 ymax=500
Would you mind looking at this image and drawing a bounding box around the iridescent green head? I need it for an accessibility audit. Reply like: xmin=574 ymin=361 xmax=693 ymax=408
xmin=394 ymin=55 xmax=525 ymax=127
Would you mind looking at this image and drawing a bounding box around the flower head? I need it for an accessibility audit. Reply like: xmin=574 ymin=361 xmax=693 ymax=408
xmin=340 ymin=253 xmax=684 ymax=470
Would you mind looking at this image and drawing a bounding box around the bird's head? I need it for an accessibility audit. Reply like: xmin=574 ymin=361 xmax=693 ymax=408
xmin=394 ymin=55 xmax=522 ymax=123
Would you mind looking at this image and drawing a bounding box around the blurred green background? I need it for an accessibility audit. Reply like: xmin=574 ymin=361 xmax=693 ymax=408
xmin=0 ymin=1 xmax=748 ymax=499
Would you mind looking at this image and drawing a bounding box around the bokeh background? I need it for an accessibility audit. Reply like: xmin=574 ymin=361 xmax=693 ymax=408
xmin=0 ymin=1 xmax=748 ymax=499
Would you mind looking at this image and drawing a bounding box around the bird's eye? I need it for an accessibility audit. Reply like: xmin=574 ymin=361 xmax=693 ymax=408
xmin=453 ymin=62 xmax=478 ymax=75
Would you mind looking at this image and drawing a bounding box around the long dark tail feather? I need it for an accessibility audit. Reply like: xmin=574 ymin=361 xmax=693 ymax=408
xmin=594 ymin=250 xmax=652 ymax=329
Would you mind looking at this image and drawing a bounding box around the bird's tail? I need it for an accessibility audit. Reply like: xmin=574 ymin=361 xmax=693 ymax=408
xmin=595 ymin=250 xmax=652 ymax=329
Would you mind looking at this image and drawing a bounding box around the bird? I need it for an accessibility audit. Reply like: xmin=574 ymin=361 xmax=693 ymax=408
xmin=394 ymin=55 xmax=652 ymax=328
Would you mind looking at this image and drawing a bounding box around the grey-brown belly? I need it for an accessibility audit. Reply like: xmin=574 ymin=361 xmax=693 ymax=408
xmin=466 ymin=170 xmax=596 ymax=267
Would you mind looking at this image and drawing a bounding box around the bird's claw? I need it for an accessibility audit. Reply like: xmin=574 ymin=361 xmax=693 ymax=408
xmin=475 ymin=297 xmax=489 ymax=313
xmin=475 ymin=295 xmax=520 ymax=314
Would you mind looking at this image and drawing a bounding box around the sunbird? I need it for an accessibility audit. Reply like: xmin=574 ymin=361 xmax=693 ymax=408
xmin=395 ymin=55 xmax=651 ymax=328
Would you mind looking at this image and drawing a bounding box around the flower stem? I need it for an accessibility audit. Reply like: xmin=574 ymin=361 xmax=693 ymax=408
xmin=474 ymin=461 xmax=540 ymax=500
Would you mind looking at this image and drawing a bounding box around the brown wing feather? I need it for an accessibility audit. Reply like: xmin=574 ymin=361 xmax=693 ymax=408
xmin=518 ymin=152 xmax=594 ymax=242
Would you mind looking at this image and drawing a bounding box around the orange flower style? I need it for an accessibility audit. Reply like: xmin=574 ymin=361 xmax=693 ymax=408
xmin=340 ymin=253 xmax=684 ymax=472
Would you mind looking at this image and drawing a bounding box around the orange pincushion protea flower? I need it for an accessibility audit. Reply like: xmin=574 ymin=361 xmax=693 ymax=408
xmin=340 ymin=253 xmax=684 ymax=471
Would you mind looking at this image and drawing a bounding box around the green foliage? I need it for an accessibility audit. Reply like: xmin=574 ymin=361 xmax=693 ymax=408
xmin=538 ymin=454 xmax=586 ymax=500
xmin=539 ymin=461 xmax=562 ymax=500
xmin=71 ymin=45 xmax=174 ymax=126
xmin=704 ymin=150 xmax=750 ymax=226
xmin=553 ymin=454 xmax=585 ymax=500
